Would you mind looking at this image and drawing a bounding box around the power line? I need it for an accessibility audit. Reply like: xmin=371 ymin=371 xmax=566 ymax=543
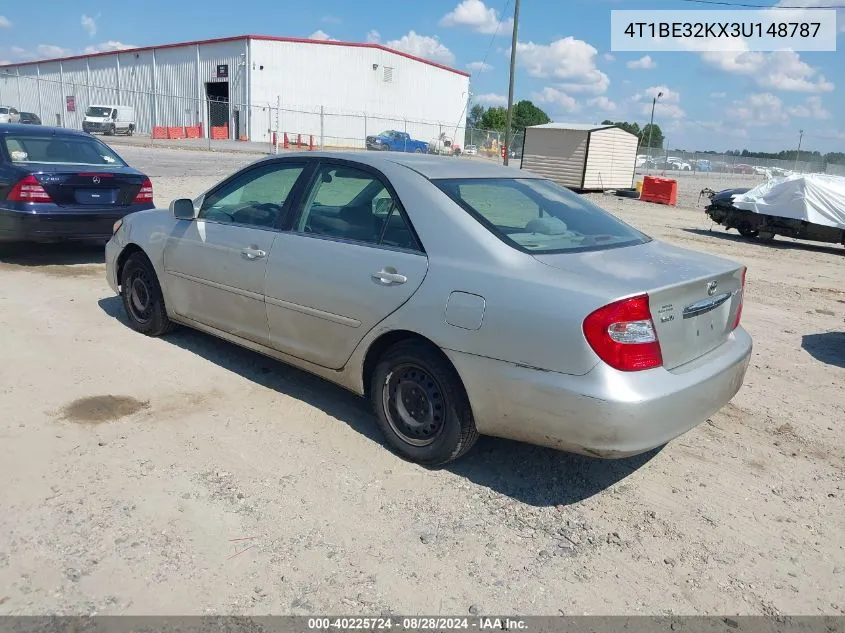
xmin=675 ymin=0 xmax=845 ymax=8
xmin=452 ymin=0 xmax=513 ymax=141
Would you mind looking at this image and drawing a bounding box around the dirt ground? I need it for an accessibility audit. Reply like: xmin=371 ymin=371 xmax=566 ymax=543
xmin=1 ymin=146 xmax=843 ymax=617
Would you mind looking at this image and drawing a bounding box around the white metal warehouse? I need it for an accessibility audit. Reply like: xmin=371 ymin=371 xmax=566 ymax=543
xmin=521 ymin=123 xmax=639 ymax=191
xmin=0 ymin=35 xmax=470 ymax=147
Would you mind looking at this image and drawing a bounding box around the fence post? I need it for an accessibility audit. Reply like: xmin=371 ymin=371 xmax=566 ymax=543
xmin=364 ymin=113 xmax=367 ymax=149
xmin=320 ymin=105 xmax=325 ymax=150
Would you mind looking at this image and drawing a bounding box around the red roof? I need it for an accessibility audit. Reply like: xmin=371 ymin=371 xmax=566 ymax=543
xmin=0 ymin=34 xmax=471 ymax=77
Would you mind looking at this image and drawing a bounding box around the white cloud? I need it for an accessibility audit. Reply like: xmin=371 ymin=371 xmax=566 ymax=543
xmin=466 ymin=61 xmax=492 ymax=72
xmin=83 ymin=41 xmax=137 ymax=54
xmin=0 ymin=60 xmax=10 ymax=66
xmin=710 ymin=92 xmax=727 ymax=98
xmin=440 ymin=0 xmax=513 ymax=35
xmin=475 ymin=93 xmax=507 ymax=106
xmin=773 ymin=0 xmax=845 ymax=32
xmin=626 ymin=55 xmax=656 ymax=70
xmin=695 ymin=121 xmax=750 ymax=140
xmin=725 ymin=93 xmax=789 ymax=127
xmin=631 ymin=85 xmax=685 ymax=119
xmin=0 ymin=15 xmax=11 ymax=28
xmin=514 ymin=37 xmax=610 ymax=95
xmin=603 ymin=53 xmax=615 ymax=62
xmin=632 ymin=85 xmax=681 ymax=104
xmin=36 ymin=45 xmax=73 ymax=58
xmin=531 ymin=87 xmax=579 ymax=112
xmin=366 ymin=30 xmax=381 ymax=44
xmin=786 ymin=96 xmax=831 ymax=119
xmin=81 ymin=13 xmax=98 ymax=37
xmin=701 ymin=49 xmax=833 ymax=93
xmin=309 ymin=30 xmax=337 ymax=41
xmin=587 ymin=96 xmax=617 ymax=112
xmin=10 ymin=46 xmax=35 ymax=60
xmin=385 ymin=31 xmax=455 ymax=64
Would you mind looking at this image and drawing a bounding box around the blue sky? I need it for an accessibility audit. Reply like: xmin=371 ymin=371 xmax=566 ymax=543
xmin=1 ymin=0 xmax=843 ymax=153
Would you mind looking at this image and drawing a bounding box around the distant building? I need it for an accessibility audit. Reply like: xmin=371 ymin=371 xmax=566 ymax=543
xmin=0 ymin=35 xmax=470 ymax=146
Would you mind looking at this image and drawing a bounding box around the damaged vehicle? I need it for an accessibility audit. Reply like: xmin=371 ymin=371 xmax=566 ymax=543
xmin=702 ymin=173 xmax=845 ymax=247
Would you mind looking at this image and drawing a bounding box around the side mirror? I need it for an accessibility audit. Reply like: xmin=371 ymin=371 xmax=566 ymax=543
xmin=170 ymin=198 xmax=196 ymax=220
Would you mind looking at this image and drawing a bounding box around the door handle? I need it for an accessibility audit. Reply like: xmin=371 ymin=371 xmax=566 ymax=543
xmin=241 ymin=247 xmax=266 ymax=260
xmin=372 ymin=270 xmax=407 ymax=285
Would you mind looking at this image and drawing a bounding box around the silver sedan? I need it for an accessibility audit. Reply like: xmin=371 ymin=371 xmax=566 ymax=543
xmin=105 ymin=152 xmax=752 ymax=465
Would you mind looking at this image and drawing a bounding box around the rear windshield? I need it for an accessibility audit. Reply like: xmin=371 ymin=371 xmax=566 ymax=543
xmin=86 ymin=107 xmax=113 ymax=117
xmin=2 ymin=134 xmax=127 ymax=166
xmin=432 ymin=177 xmax=650 ymax=253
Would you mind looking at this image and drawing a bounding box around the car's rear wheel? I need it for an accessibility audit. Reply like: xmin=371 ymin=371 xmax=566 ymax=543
xmin=737 ymin=221 xmax=758 ymax=238
xmin=371 ymin=340 xmax=478 ymax=466
xmin=757 ymin=230 xmax=776 ymax=243
xmin=120 ymin=252 xmax=175 ymax=337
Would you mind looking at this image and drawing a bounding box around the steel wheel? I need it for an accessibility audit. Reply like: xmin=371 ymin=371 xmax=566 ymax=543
xmin=125 ymin=267 xmax=155 ymax=325
xmin=382 ymin=364 xmax=446 ymax=447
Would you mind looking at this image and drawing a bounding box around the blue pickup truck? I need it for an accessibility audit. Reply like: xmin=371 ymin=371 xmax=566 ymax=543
xmin=365 ymin=130 xmax=428 ymax=153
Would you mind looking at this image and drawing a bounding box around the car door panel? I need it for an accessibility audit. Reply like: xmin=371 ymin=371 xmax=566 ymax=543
xmin=161 ymin=161 xmax=308 ymax=347
xmin=265 ymin=160 xmax=429 ymax=370
xmin=265 ymin=235 xmax=428 ymax=369
xmin=163 ymin=221 xmax=275 ymax=346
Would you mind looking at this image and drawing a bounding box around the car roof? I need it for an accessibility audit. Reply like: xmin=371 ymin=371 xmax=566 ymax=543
xmin=273 ymin=150 xmax=537 ymax=180
xmin=0 ymin=123 xmax=91 ymax=137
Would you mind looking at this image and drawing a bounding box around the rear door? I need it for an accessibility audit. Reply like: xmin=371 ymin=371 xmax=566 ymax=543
xmin=163 ymin=159 xmax=310 ymax=346
xmin=265 ymin=160 xmax=429 ymax=369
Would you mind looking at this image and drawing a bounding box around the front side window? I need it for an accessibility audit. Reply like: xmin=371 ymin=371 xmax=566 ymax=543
xmin=199 ymin=163 xmax=305 ymax=228
xmin=295 ymin=165 xmax=419 ymax=250
xmin=2 ymin=134 xmax=127 ymax=166
xmin=433 ymin=178 xmax=650 ymax=253
xmin=0 ymin=108 xmax=9 ymax=114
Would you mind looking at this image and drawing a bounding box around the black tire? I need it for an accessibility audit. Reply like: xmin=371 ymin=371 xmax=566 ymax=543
xmin=737 ymin=221 xmax=759 ymax=238
xmin=370 ymin=340 xmax=478 ymax=466
xmin=108 ymin=124 xmax=116 ymax=136
xmin=414 ymin=148 xmax=424 ymax=153
xmin=757 ymin=230 xmax=776 ymax=243
xmin=127 ymin=125 xmax=134 ymax=136
xmin=119 ymin=252 xmax=175 ymax=337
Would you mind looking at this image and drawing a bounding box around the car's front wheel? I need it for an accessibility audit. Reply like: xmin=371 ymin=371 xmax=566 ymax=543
xmin=120 ymin=251 xmax=175 ymax=337
xmin=371 ymin=340 xmax=478 ymax=466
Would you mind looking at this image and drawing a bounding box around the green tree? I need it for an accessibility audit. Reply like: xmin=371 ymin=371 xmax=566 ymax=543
xmin=512 ymin=100 xmax=551 ymax=132
xmin=602 ymin=119 xmax=642 ymax=139
xmin=468 ymin=103 xmax=486 ymax=129
xmin=640 ymin=123 xmax=664 ymax=149
xmin=480 ymin=106 xmax=508 ymax=132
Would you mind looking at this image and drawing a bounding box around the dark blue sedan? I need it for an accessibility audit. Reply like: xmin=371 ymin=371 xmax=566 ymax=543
xmin=0 ymin=124 xmax=154 ymax=243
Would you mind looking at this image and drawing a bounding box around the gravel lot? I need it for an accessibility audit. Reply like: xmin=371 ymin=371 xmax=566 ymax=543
xmin=1 ymin=146 xmax=843 ymax=616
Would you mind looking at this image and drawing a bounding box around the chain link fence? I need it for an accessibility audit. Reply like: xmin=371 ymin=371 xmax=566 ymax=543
xmin=634 ymin=146 xmax=829 ymax=178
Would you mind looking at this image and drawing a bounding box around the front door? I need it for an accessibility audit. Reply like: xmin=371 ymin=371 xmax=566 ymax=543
xmin=163 ymin=160 xmax=307 ymax=346
xmin=265 ymin=161 xmax=429 ymax=369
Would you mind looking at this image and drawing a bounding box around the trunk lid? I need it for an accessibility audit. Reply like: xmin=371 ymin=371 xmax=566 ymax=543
xmin=29 ymin=165 xmax=145 ymax=208
xmin=534 ymin=239 xmax=745 ymax=370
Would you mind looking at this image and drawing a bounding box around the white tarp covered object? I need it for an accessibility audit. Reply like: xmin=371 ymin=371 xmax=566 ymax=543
xmin=731 ymin=173 xmax=845 ymax=230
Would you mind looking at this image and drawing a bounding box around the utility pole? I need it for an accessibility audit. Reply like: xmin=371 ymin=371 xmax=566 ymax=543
xmin=794 ymin=129 xmax=804 ymax=172
xmin=503 ymin=0 xmax=520 ymax=166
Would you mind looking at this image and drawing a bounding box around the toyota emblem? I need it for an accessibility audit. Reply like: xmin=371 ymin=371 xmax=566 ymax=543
xmin=706 ymin=280 xmax=719 ymax=296
xmin=92 ymin=176 xmax=101 ymax=184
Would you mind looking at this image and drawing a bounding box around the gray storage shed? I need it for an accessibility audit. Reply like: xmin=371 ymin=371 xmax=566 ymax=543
xmin=520 ymin=123 xmax=639 ymax=191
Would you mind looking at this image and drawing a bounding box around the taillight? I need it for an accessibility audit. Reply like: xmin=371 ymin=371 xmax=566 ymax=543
xmin=583 ymin=294 xmax=663 ymax=372
xmin=732 ymin=267 xmax=747 ymax=330
xmin=133 ymin=178 xmax=153 ymax=204
xmin=7 ymin=174 xmax=53 ymax=202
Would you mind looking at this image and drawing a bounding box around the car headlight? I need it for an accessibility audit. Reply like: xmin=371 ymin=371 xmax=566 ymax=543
xmin=112 ymin=219 xmax=123 ymax=235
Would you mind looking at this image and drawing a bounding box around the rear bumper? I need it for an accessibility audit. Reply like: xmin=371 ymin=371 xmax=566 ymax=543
xmin=0 ymin=207 xmax=149 ymax=242
xmin=444 ymin=328 xmax=753 ymax=458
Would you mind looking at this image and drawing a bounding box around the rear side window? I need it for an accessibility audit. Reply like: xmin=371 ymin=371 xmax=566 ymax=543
xmin=433 ymin=177 xmax=650 ymax=254
xmin=2 ymin=134 xmax=127 ymax=166
xmin=0 ymin=107 xmax=8 ymax=114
